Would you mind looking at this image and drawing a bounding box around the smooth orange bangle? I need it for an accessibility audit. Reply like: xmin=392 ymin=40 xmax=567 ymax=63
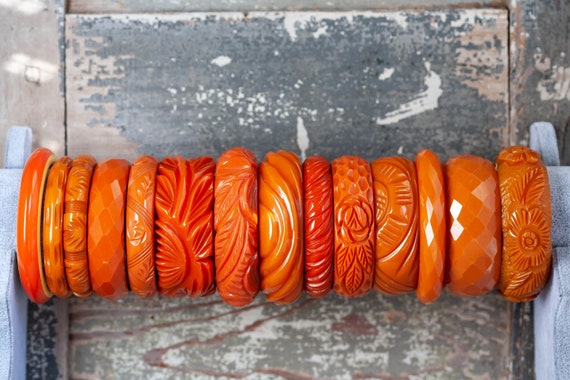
xmin=332 ymin=156 xmax=374 ymax=297
xmin=16 ymin=148 xmax=55 ymax=303
xmin=155 ymin=156 xmax=216 ymax=298
xmin=43 ymin=156 xmax=73 ymax=298
xmin=497 ymin=147 xmax=552 ymax=302
xmin=259 ymin=151 xmax=304 ymax=304
xmin=445 ymin=155 xmax=502 ymax=296
xmin=415 ymin=150 xmax=446 ymax=304
xmin=88 ymin=159 xmax=130 ymax=300
xmin=371 ymin=156 xmax=419 ymax=295
xmin=126 ymin=156 xmax=158 ymax=298
xmin=303 ymin=156 xmax=334 ymax=298
xmin=64 ymin=155 xmax=96 ymax=298
xmin=214 ymin=148 xmax=260 ymax=306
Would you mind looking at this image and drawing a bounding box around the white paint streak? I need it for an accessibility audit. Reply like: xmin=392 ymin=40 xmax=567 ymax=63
xmin=296 ymin=116 xmax=310 ymax=161
xmin=376 ymin=62 xmax=442 ymax=125
xmin=211 ymin=55 xmax=232 ymax=67
xmin=536 ymin=65 xmax=570 ymax=101
xmin=378 ymin=67 xmax=395 ymax=81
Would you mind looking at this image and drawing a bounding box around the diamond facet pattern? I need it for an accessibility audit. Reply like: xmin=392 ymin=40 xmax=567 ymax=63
xmin=88 ymin=159 xmax=130 ymax=301
xmin=444 ymin=155 xmax=501 ymax=296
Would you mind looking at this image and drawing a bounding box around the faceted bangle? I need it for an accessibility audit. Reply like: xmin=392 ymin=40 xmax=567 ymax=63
xmin=332 ymin=156 xmax=374 ymax=298
xmin=259 ymin=151 xmax=304 ymax=304
xmin=496 ymin=146 xmax=552 ymax=302
xmin=371 ymin=156 xmax=419 ymax=295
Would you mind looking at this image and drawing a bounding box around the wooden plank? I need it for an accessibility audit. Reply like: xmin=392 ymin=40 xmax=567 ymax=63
xmin=68 ymin=0 xmax=507 ymax=14
xmin=65 ymin=9 xmax=513 ymax=378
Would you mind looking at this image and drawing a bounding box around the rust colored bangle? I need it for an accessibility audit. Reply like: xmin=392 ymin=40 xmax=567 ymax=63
xmin=64 ymin=155 xmax=97 ymax=298
xmin=445 ymin=155 xmax=502 ymax=296
xmin=303 ymin=156 xmax=334 ymax=298
xmin=17 ymin=148 xmax=55 ymax=303
xmin=155 ymin=156 xmax=215 ymax=298
xmin=88 ymin=159 xmax=130 ymax=300
xmin=259 ymin=151 xmax=304 ymax=304
xmin=126 ymin=156 xmax=158 ymax=298
xmin=371 ymin=156 xmax=419 ymax=295
xmin=415 ymin=150 xmax=446 ymax=304
xmin=43 ymin=156 xmax=73 ymax=298
xmin=214 ymin=148 xmax=260 ymax=306
xmin=496 ymin=147 xmax=552 ymax=302
xmin=332 ymin=156 xmax=374 ymax=298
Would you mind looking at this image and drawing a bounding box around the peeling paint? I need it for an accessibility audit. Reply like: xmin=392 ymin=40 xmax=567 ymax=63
xmin=296 ymin=116 xmax=309 ymax=160
xmin=536 ymin=64 xmax=570 ymax=101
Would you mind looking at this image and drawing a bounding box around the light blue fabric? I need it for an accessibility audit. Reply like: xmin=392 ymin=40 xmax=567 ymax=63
xmin=530 ymin=121 xmax=560 ymax=167
xmin=0 ymin=127 xmax=31 ymax=380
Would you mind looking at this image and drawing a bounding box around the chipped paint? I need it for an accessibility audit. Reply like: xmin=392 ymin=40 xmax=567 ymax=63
xmin=211 ymin=55 xmax=232 ymax=67
xmin=378 ymin=67 xmax=395 ymax=81
xmin=536 ymin=64 xmax=570 ymax=101
xmin=376 ymin=62 xmax=443 ymax=125
xmin=296 ymin=116 xmax=309 ymax=160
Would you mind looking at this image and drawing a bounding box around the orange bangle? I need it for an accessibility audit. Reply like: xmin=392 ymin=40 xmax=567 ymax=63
xmin=371 ymin=156 xmax=419 ymax=295
xmin=445 ymin=155 xmax=502 ymax=296
xmin=155 ymin=156 xmax=216 ymax=298
xmin=64 ymin=155 xmax=97 ymax=298
xmin=497 ymin=147 xmax=552 ymax=302
xmin=214 ymin=148 xmax=260 ymax=306
xmin=303 ymin=156 xmax=333 ymax=298
xmin=332 ymin=156 xmax=374 ymax=297
xmin=17 ymin=148 xmax=55 ymax=303
xmin=126 ymin=156 xmax=158 ymax=298
xmin=88 ymin=159 xmax=130 ymax=300
xmin=43 ymin=156 xmax=73 ymax=298
xmin=415 ymin=150 xmax=446 ymax=304
xmin=259 ymin=151 xmax=303 ymax=304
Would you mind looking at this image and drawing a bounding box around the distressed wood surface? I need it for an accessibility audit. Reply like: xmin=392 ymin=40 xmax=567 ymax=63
xmin=65 ymin=10 xmax=508 ymax=163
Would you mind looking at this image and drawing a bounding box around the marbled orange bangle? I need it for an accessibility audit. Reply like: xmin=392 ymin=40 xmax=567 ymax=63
xmin=64 ymin=155 xmax=96 ymax=298
xmin=445 ymin=155 xmax=502 ymax=296
xmin=415 ymin=150 xmax=446 ymax=304
xmin=214 ymin=148 xmax=260 ymax=307
xmin=259 ymin=150 xmax=304 ymax=304
xmin=332 ymin=156 xmax=374 ymax=298
xmin=496 ymin=146 xmax=552 ymax=302
xmin=88 ymin=159 xmax=130 ymax=301
xmin=126 ymin=156 xmax=158 ymax=298
xmin=17 ymin=148 xmax=55 ymax=303
xmin=43 ymin=156 xmax=73 ymax=298
xmin=303 ymin=156 xmax=334 ymax=298
xmin=155 ymin=156 xmax=215 ymax=298
xmin=371 ymin=156 xmax=419 ymax=295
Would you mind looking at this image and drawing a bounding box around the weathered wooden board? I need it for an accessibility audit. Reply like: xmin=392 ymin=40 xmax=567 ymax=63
xmin=66 ymin=10 xmax=508 ymax=163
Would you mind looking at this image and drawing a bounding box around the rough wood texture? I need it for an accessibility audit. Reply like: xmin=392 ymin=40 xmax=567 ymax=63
xmin=65 ymin=10 xmax=508 ymax=162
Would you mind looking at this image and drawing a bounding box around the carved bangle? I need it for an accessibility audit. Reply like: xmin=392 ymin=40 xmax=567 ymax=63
xmin=126 ymin=156 xmax=158 ymax=298
xmin=303 ymin=156 xmax=334 ymax=298
xmin=214 ymin=148 xmax=260 ymax=307
xmin=371 ymin=156 xmax=419 ymax=295
xmin=445 ymin=155 xmax=502 ymax=296
xmin=332 ymin=156 xmax=375 ymax=298
xmin=43 ymin=156 xmax=73 ymax=298
xmin=415 ymin=150 xmax=446 ymax=304
xmin=17 ymin=148 xmax=55 ymax=304
xmin=259 ymin=151 xmax=304 ymax=304
xmin=497 ymin=146 xmax=552 ymax=302
xmin=155 ymin=156 xmax=216 ymax=298
xmin=88 ymin=159 xmax=130 ymax=300
xmin=64 ymin=155 xmax=97 ymax=298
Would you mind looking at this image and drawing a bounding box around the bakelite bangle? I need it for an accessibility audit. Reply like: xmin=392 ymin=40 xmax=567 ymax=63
xmin=371 ymin=157 xmax=419 ymax=295
xmin=126 ymin=156 xmax=158 ymax=298
xmin=332 ymin=156 xmax=374 ymax=298
xmin=445 ymin=155 xmax=502 ymax=296
xmin=415 ymin=150 xmax=446 ymax=304
xmin=303 ymin=156 xmax=334 ymax=298
xmin=88 ymin=159 xmax=130 ymax=301
xmin=64 ymin=155 xmax=96 ymax=298
xmin=259 ymin=151 xmax=304 ymax=304
xmin=214 ymin=148 xmax=260 ymax=307
xmin=155 ymin=156 xmax=215 ymax=298
xmin=16 ymin=148 xmax=55 ymax=304
xmin=43 ymin=156 xmax=73 ymax=298
xmin=497 ymin=147 xmax=552 ymax=302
